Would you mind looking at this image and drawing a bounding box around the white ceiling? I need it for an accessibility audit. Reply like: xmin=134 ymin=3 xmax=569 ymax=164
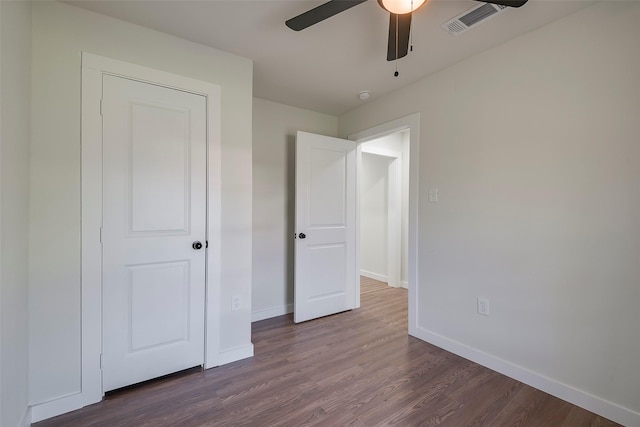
xmin=65 ymin=0 xmax=594 ymax=115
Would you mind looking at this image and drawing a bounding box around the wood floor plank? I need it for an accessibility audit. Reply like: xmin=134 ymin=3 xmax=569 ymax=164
xmin=35 ymin=277 xmax=621 ymax=427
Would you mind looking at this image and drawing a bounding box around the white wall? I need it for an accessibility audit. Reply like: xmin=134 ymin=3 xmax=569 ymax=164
xmin=0 ymin=1 xmax=31 ymax=426
xmin=360 ymin=153 xmax=390 ymax=279
xmin=252 ymin=98 xmax=337 ymax=321
xmin=29 ymin=0 xmax=253 ymax=410
xmin=339 ymin=2 xmax=640 ymax=425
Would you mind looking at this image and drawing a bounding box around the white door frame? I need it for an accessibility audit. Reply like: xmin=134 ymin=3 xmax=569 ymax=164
xmin=359 ymin=147 xmax=402 ymax=288
xmin=80 ymin=53 xmax=222 ymax=406
xmin=349 ymin=113 xmax=420 ymax=335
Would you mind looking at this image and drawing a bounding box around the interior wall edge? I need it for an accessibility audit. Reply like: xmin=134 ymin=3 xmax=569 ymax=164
xmin=20 ymin=407 xmax=31 ymax=427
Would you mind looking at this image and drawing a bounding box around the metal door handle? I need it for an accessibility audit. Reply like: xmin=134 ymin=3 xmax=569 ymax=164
xmin=192 ymin=241 xmax=203 ymax=250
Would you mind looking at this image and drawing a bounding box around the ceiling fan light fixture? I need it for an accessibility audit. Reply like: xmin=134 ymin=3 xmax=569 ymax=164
xmin=378 ymin=0 xmax=427 ymax=15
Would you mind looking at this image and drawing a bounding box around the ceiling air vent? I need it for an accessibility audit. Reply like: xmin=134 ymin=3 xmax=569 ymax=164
xmin=442 ymin=3 xmax=508 ymax=36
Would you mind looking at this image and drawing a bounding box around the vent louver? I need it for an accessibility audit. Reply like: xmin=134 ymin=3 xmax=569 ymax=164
xmin=442 ymin=3 xmax=508 ymax=36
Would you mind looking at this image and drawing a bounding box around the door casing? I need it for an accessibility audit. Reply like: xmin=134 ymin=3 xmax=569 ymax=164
xmin=81 ymin=53 xmax=222 ymax=406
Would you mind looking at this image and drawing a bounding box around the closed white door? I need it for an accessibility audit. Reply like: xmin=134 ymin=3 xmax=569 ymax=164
xmin=101 ymin=75 xmax=207 ymax=391
xmin=294 ymin=131 xmax=357 ymax=323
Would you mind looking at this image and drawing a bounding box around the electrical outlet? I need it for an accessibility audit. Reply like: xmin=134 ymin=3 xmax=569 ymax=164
xmin=232 ymin=295 xmax=241 ymax=311
xmin=477 ymin=297 xmax=490 ymax=316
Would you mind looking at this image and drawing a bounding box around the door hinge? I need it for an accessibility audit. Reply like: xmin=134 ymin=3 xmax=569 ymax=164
xmin=99 ymin=353 xmax=103 ymax=369
xmin=99 ymin=99 xmax=103 ymax=116
xmin=99 ymin=226 xmax=103 ymax=243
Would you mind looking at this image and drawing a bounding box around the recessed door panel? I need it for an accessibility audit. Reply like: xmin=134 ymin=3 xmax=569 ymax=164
xmin=130 ymin=103 xmax=190 ymax=234
xmin=128 ymin=261 xmax=190 ymax=352
xmin=309 ymin=148 xmax=347 ymax=227
xmin=308 ymin=244 xmax=347 ymax=300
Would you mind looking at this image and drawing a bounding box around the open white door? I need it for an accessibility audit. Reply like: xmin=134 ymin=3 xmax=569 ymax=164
xmin=294 ymin=131 xmax=357 ymax=323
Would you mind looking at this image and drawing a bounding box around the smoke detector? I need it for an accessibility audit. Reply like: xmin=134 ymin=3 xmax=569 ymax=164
xmin=358 ymin=91 xmax=372 ymax=101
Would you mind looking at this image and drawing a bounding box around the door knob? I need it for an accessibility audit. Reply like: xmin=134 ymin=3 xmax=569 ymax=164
xmin=298 ymin=233 xmax=306 ymax=239
xmin=192 ymin=241 xmax=203 ymax=250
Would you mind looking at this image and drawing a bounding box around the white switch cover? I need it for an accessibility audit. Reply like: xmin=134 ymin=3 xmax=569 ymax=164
xmin=232 ymin=295 xmax=241 ymax=311
xmin=428 ymin=188 xmax=439 ymax=203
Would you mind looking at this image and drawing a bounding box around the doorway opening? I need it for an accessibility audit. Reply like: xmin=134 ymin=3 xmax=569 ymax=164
xmin=291 ymin=113 xmax=419 ymax=334
xmin=359 ymin=130 xmax=409 ymax=292
xmin=350 ymin=113 xmax=420 ymax=335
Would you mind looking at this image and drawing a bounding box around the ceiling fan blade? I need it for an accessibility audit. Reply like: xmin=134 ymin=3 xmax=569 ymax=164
xmin=286 ymin=0 xmax=368 ymax=31
xmin=387 ymin=13 xmax=411 ymax=61
xmin=480 ymin=0 xmax=528 ymax=8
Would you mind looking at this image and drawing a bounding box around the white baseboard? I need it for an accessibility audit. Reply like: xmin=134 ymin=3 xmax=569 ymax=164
xmin=20 ymin=406 xmax=32 ymax=427
xmin=31 ymin=343 xmax=254 ymax=423
xmin=30 ymin=391 xmax=85 ymax=423
xmin=252 ymin=304 xmax=293 ymax=322
xmin=216 ymin=343 xmax=254 ymax=366
xmin=360 ymin=270 xmax=388 ymax=283
xmin=412 ymin=326 xmax=640 ymax=427
xmin=399 ymin=280 xmax=408 ymax=289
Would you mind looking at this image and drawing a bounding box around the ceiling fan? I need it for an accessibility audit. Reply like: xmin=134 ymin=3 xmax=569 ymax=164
xmin=286 ymin=0 xmax=528 ymax=61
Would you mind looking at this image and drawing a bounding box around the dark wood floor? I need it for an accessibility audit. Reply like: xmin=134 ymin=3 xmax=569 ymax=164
xmin=36 ymin=277 xmax=619 ymax=426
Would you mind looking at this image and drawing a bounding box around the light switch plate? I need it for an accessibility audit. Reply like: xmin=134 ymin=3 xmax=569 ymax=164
xmin=428 ymin=188 xmax=439 ymax=203
xmin=477 ymin=297 xmax=490 ymax=316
